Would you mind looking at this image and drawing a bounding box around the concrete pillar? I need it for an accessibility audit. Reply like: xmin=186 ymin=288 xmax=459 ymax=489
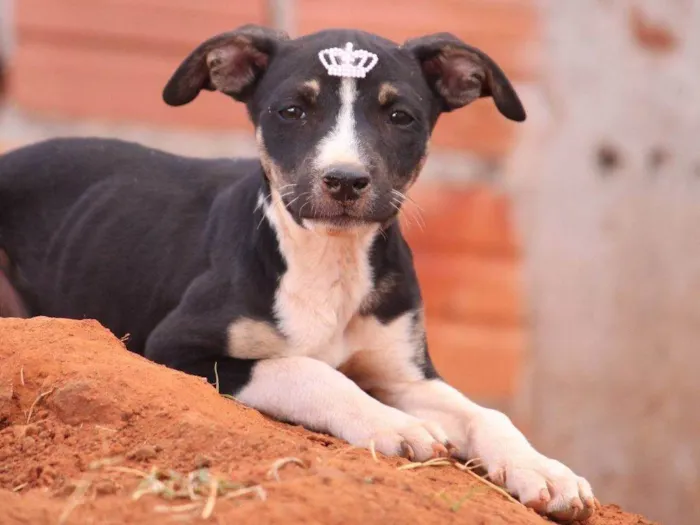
xmin=510 ymin=1 xmax=700 ymax=524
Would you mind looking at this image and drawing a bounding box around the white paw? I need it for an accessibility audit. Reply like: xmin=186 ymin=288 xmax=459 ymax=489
xmin=349 ymin=409 xmax=453 ymax=462
xmin=469 ymin=411 xmax=597 ymax=522
xmin=489 ymin=452 xmax=597 ymax=522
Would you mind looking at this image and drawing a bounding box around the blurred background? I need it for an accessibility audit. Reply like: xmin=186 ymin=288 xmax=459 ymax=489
xmin=0 ymin=1 xmax=697 ymax=523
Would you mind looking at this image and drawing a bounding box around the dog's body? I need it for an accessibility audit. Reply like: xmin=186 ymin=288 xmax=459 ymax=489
xmin=0 ymin=26 xmax=596 ymax=521
xmin=0 ymin=136 xmax=429 ymax=383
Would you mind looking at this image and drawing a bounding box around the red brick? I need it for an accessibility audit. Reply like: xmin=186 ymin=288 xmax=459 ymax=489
xmin=401 ymin=184 xmax=520 ymax=256
xmin=9 ymin=0 xmax=266 ymax=129
xmin=16 ymin=0 xmax=267 ymax=53
xmin=9 ymin=42 xmax=253 ymax=132
xmin=431 ymin=103 xmax=519 ymax=158
xmin=426 ymin=319 xmax=525 ymax=399
xmin=297 ymin=0 xmax=538 ymax=78
xmin=414 ymin=252 xmax=523 ymax=326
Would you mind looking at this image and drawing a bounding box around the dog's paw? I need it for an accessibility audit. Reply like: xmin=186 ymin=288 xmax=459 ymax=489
xmin=351 ymin=411 xmax=452 ymax=462
xmin=468 ymin=410 xmax=597 ymax=522
xmin=488 ymin=452 xmax=597 ymax=522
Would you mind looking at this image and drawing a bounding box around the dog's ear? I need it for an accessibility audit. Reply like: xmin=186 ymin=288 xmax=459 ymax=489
xmin=163 ymin=24 xmax=289 ymax=107
xmin=402 ymin=33 xmax=526 ymax=122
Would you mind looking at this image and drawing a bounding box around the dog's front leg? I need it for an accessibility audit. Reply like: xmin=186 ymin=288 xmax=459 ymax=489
xmin=377 ymin=379 xmax=596 ymax=521
xmin=234 ymin=356 xmax=451 ymax=461
xmin=147 ymin=323 xmax=449 ymax=459
xmin=344 ymin=313 xmax=596 ymax=522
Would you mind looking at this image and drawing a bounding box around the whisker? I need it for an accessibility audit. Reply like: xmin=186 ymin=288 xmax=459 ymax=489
xmin=393 ymin=191 xmax=425 ymax=231
xmin=392 ymin=188 xmax=424 ymax=212
xmin=390 ymin=200 xmax=414 ymax=231
xmin=285 ymin=192 xmax=308 ymax=210
xmin=256 ymin=199 xmax=271 ymax=230
xmin=404 ymin=205 xmax=425 ymax=232
xmin=391 ymin=196 xmax=424 ymax=233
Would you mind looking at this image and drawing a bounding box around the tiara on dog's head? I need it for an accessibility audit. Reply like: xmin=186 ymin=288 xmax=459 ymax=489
xmin=318 ymin=42 xmax=378 ymax=78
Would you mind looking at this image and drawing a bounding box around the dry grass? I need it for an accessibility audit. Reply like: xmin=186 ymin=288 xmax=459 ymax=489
xmin=25 ymin=387 xmax=54 ymax=424
xmin=214 ymin=361 xmax=236 ymax=401
xmin=436 ymin=485 xmax=486 ymax=512
xmin=368 ymin=440 xmax=379 ymax=463
xmin=267 ymin=457 xmax=306 ymax=482
xmin=398 ymin=457 xmax=521 ymax=506
xmin=81 ymin=462 xmax=267 ymax=520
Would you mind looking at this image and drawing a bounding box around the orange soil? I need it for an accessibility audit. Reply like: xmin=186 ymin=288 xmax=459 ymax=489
xmin=0 ymin=317 xmax=656 ymax=525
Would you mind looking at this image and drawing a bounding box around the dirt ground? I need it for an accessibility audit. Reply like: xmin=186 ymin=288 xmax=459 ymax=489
xmin=0 ymin=317 xmax=656 ymax=525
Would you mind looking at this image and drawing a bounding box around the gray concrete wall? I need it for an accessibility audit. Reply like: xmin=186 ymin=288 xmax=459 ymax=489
xmin=0 ymin=0 xmax=13 ymax=58
xmin=510 ymin=1 xmax=700 ymax=524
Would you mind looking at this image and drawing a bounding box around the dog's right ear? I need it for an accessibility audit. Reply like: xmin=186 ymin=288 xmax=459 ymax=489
xmin=403 ymin=32 xmax=526 ymax=122
xmin=162 ymin=25 xmax=289 ymax=107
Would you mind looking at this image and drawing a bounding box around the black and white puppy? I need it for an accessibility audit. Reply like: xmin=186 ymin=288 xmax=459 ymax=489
xmin=0 ymin=26 xmax=596 ymax=521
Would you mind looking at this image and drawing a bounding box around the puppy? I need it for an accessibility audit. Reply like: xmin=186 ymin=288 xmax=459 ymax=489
xmin=0 ymin=25 xmax=595 ymax=521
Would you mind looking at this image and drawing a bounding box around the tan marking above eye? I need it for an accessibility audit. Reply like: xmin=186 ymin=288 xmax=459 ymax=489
xmin=378 ymin=82 xmax=399 ymax=106
xmin=300 ymin=79 xmax=321 ymax=102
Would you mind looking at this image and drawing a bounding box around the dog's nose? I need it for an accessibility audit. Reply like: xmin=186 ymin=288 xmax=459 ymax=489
xmin=322 ymin=167 xmax=370 ymax=202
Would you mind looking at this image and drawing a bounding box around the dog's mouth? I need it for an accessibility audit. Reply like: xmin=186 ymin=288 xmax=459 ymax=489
xmin=306 ymin=213 xmax=372 ymax=228
xmin=281 ymin=192 xmax=393 ymax=227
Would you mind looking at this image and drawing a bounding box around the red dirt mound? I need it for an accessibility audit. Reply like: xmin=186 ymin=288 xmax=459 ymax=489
xmin=0 ymin=317 xmax=656 ymax=525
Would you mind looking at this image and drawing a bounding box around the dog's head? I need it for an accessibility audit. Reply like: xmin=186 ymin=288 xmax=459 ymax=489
xmin=163 ymin=25 xmax=525 ymax=230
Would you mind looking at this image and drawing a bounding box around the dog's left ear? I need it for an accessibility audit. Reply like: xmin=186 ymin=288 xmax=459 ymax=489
xmin=163 ymin=24 xmax=289 ymax=107
xmin=403 ymin=33 xmax=526 ymax=122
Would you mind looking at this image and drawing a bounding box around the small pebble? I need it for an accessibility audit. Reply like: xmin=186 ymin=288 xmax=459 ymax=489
xmin=126 ymin=445 xmax=158 ymax=461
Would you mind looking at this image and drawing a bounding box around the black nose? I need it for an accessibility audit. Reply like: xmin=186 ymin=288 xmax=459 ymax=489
xmin=322 ymin=167 xmax=370 ymax=202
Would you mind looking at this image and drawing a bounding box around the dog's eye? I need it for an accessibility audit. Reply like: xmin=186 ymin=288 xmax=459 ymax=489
xmin=278 ymin=106 xmax=306 ymax=121
xmin=389 ymin=110 xmax=415 ymax=126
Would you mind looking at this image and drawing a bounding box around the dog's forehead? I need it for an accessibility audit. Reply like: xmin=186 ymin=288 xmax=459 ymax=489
xmin=278 ymin=30 xmax=419 ymax=89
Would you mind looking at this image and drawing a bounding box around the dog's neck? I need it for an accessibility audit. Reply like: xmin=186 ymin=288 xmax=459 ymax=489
xmin=261 ymin=188 xmax=378 ymax=255
xmin=259 ymin=188 xmax=378 ymax=356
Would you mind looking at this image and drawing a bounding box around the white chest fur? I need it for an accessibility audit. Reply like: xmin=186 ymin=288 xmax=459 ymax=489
xmin=263 ymin=193 xmax=377 ymax=366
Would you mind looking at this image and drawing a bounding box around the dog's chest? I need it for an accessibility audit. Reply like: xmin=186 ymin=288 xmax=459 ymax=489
xmin=273 ymin=226 xmax=376 ymax=366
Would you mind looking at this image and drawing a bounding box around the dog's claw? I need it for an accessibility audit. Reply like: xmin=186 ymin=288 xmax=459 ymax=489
xmin=431 ymin=442 xmax=449 ymax=458
xmin=523 ymin=488 xmax=551 ymax=513
xmin=401 ymin=441 xmax=415 ymax=461
xmin=445 ymin=441 xmax=459 ymax=457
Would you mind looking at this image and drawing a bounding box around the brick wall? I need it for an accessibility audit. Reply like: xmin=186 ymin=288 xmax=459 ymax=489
xmin=1 ymin=0 xmax=539 ymax=409
xmin=402 ymin=184 xmax=525 ymax=404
